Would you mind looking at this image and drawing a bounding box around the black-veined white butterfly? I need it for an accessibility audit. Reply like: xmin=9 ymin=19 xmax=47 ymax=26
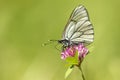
xmin=58 ymin=5 xmax=94 ymax=49
xmin=44 ymin=5 xmax=94 ymax=51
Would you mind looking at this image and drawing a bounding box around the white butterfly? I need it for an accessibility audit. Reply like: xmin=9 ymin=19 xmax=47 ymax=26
xmin=58 ymin=5 xmax=94 ymax=48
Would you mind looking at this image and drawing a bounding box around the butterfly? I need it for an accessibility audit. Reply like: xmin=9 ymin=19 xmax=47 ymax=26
xmin=58 ymin=5 xmax=94 ymax=50
xmin=43 ymin=5 xmax=94 ymax=51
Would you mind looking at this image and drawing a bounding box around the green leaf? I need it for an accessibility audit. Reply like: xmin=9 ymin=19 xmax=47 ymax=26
xmin=65 ymin=51 xmax=79 ymax=65
xmin=65 ymin=65 xmax=74 ymax=79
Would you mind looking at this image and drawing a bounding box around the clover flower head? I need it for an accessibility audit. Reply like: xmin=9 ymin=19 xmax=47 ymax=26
xmin=61 ymin=43 xmax=89 ymax=65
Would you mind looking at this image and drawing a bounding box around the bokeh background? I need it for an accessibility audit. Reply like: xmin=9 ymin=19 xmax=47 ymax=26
xmin=0 ymin=0 xmax=120 ymax=80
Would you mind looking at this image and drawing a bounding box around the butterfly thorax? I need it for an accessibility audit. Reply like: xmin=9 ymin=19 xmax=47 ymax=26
xmin=58 ymin=39 xmax=72 ymax=47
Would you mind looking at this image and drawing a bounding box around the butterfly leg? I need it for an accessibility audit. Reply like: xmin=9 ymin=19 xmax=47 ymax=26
xmin=54 ymin=43 xmax=61 ymax=52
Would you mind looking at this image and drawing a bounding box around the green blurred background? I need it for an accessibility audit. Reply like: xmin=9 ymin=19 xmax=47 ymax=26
xmin=0 ymin=0 xmax=120 ymax=80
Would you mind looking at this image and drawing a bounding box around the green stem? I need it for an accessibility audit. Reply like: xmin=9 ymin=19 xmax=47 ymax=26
xmin=78 ymin=66 xmax=85 ymax=80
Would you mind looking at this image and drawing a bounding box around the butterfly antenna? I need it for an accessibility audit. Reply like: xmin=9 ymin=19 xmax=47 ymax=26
xmin=42 ymin=40 xmax=58 ymax=46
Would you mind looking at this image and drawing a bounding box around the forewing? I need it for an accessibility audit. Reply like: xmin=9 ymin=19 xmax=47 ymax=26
xmin=63 ymin=5 xmax=90 ymax=39
xmin=62 ymin=5 xmax=94 ymax=45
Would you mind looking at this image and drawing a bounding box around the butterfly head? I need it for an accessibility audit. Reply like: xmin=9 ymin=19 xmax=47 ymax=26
xmin=58 ymin=39 xmax=71 ymax=47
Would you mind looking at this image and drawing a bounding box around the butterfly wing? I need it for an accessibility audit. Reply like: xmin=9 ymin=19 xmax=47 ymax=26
xmin=62 ymin=5 xmax=94 ymax=46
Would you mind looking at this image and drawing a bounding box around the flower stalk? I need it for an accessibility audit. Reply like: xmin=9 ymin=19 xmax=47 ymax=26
xmin=79 ymin=65 xmax=85 ymax=80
